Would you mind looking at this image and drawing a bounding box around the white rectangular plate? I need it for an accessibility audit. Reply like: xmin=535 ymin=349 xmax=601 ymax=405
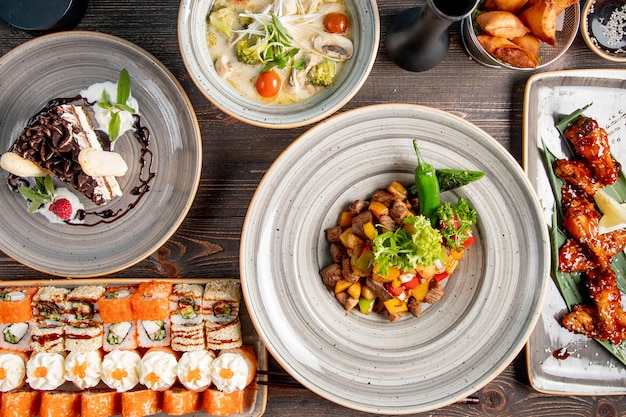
xmin=523 ymin=69 xmax=626 ymax=395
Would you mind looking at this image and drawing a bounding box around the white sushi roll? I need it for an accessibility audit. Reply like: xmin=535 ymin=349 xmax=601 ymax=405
xmin=64 ymin=322 xmax=103 ymax=352
xmin=202 ymin=281 xmax=240 ymax=327
xmin=0 ymin=322 xmax=32 ymax=352
xmin=103 ymin=321 xmax=137 ymax=351
xmin=205 ymin=318 xmax=242 ymax=351
xmin=137 ymin=319 xmax=170 ymax=348
xmin=66 ymin=285 xmax=106 ymax=323
xmin=30 ymin=322 xmax=64 ymax=353
xmin=170 ymin=283 xmax=204 ymax=325
xmin=170 ymin=321 xmax=205 ymax=352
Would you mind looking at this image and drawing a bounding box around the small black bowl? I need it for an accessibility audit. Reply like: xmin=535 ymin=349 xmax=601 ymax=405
xmin=0 ymin=0 xmax=87 ymax=32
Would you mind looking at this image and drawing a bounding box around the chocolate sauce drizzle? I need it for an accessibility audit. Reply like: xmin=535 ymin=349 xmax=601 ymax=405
xmin=7 ymin=95 xmax=156 ymax=227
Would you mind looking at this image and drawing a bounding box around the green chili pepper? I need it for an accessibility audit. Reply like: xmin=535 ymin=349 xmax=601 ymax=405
xmin=436 ymin=169 xmax=485 ymax=192
xmin=413 ymin=140 xmax=440 ymax=224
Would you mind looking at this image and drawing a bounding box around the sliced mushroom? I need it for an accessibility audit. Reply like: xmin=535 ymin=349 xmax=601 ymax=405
xmin=312 ymin=33 xmax=353 ymax=60
xmin=215 ymin=55 xmax=234 ymax=79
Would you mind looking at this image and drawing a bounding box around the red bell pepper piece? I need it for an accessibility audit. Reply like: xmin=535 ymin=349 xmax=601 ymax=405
xmin=434 ymin=271 xmax=449 ymax=282
xmin=401 ymin=275 xmax=420 ymax=290
xmin=385 ymin=283 xmax=404 ymax=297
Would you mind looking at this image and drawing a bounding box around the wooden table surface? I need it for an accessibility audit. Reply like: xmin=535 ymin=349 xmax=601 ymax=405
xmin=1 ymin=1 xmax=626 ymax=416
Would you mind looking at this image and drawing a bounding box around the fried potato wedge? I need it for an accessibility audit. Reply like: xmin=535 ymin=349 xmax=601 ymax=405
xmin=519 ymin=0 xmax=557 ymax=46
xmin=477 ymin=34 xmax=539 ymax=68
xmin=476 ymin=11 xmax=531 ymax=38
xmin=482 ymin=0 xmax=529 ymax=13
xmin=511 ymin=33 xmax=541 ymax=60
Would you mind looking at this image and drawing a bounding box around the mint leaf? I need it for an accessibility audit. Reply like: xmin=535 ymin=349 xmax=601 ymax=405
xmin=117 ymin=68 xmax=131 ymax=105
xmin=18 ymin=174 xmax=55 ymax=213
xmin=109 ymin=111 xmax=121 ymax=142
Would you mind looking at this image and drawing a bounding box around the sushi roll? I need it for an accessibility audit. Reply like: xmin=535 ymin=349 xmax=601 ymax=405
xmin=131 ymin=281 xmax=172 ymax=321
xmin=63 ymin=350 xmax=102 ymax=389
xmin=0 ymin=322 xmax=31 ymax=352
xmin=137 ymin=319 xmax=170 ymax=348
xmin=101 ymin=350 xmax=141 ymax=393
xmin=66 ymin=285 xmax=105 ymax=323
xmin=103 ymin=321 xmax=137 ymax=352
xmin=0 ymin=287 xmax=36 ymax=324
xmin=99 ymin=286 xmax=135 ymax=323
xmin=138 ymin=346 xmax=178 ymax=392
xmin=30 ymin=321 xmax=64 ymax=353
xmin=0 ymin=350 xmax=27 ymax=392
xmin=176 ymin=350 xmax=215 ymax=392
xmin=32 ymin=286 xmax=70 ymax=324
xmin=26 ymin=351 xmax=65 ymax=391
xmin=170 ymin=321 xmax=205 ymax=352
xmin=201 ymin=388 xmax=244 ymax=416
xmin=202 ymin=280 xmax=240 ymax=327
xmin=209 ymin=345 xmax=257 ymax=393
xmin=170 ymin=283 xmax=203 ymax=325
xmin=163 ymin=388 xmax=201 ymax=416
xmin=205 ymin=318 xmax=242 ymax=350
xmin=120 ymin=388 xmax=161 ymax=417
xmin=81 ymin=390 xmax=121 ymax=417
xmin=39 ymin=391 xmax=81 ymax=417
xmin=64 ymin=321 xmax=104 ymax=352
xmin=0 ymin=389 xmax=40 ymax=417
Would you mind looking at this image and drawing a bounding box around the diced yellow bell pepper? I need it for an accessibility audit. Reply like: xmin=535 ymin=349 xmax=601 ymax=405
xmin=410 ymin=279 xmax=430 ymax=302
xmin=372 ymin=265 xmax=400 ymax=283
xmin=368 ymin=201 xmax=389 ymax=219
xmin=339 ymin=228 xmax=364 ymax=250
xmin=338 ymin=211 xmax=353 ymax=228
xmin=445 ymin=258 xmax=460 ymax=275
xmin=387 ymin=181 xmax=408 ymax=199
xmin=450 ymin=248 xmax=464 ymax=261
xmin=347 ymin=281 xmax=361 ymax=300
xmin=334 ymin=279 xmax=353 ymax=294
xmin=361 ymin=284 xmax=376 ymax=300
xmin=363 ymin=221 xmax=377 ymax=241
xmin=391 ymin=277 xmax=402 ymax=289
xmin=383 ymin=298 xmax=408 ymax=315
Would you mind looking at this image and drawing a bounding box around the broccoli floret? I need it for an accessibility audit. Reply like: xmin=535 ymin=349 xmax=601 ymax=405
xmin=307 ymin=59 xmax=337 ymax=87
xmin=208 ymin=7 xmax=236 ymax=37
xmin=236 ymin=38 xmax=263 ymax=66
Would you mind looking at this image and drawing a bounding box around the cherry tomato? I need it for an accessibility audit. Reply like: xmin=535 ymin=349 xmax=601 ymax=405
xmin=324 ymin=12 xmax=349 ymax=34
xmin=256 ymin=70 xmax=281 ymax=98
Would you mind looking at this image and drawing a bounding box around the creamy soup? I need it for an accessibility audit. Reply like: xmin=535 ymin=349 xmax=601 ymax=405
xmin=206 ymin=0 xmax=353 ymax=104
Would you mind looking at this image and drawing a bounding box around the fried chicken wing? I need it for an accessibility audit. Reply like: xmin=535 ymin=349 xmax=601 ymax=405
xmin=559 ymin=229 xmax=626 ymax=272
xmin=554 ymin=159 xmax=602 ymax=195
xmin=564 ymin=117 xmax=620 ymax=186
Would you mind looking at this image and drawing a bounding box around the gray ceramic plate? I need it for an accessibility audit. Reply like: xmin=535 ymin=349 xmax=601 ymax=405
xmin=178 ymin=0 xmax=379 ymax=129
xmin=241 ymin=104 xmax=550 ymax=414
xmin=524 ymin=69 xmax=626 ymax=394
xmin=0 ymin=31 xmax=201 ymax=278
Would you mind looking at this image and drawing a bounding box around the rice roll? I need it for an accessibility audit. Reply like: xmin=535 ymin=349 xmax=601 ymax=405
xmin=0 ymin=287 xmax=36 ymax=324
xmin=101 ymin=350 xmax=141 ymax=393
xmin=202 ymin=388 xmax=244 ymax=416
xmin=66 ymin=285 xmax=105 ymax=322
xmin=81 ymin=390 xmax=121 ymax=417
xmin=137 ymin=319 xmax=170 ymax=348
xmin=177 ymin=350 xmax=215 ymax=392
xmin=0 ymin=389 xmax=40 ymax=417
xmin=202 ymin=280 xmax=240 ymax=326
xmin=209 ymin=345 xmax=257 ymax=393
xmin=40 ymin=391 xmax=81 ymax=417
xmin=63 ymin=350 xmax=102 ymax=389
xmin=121 ymin=388 xmax=161 ymax=417
xmin=131 ymin=281 xmax=172 ymax=321
xmin=170 ymin=283 xmax=203 ymax=325
xmin=103 ymin=321 xmax=137 ymax=352
xmin=205 ymin=318 xmax=242 ymax=350
xmin=99 ymin=286 xmax=135 ymax=323
xmin=171 ymin=321 xmax=205 ymax=352
xmin=32 ymin=286 xmax=70 ymax=324
xmin=64 ymin=321 xmax=103 ymax=352
xmin=163 ymin=388 xmax=201 ymax=416
xmin=30 ymin=322 xmax=64 ymax=353
xmin=0 ymin=350 xmax=27 ymax=392
xmin=0 ymin=322 xmax=31 ymax=352
xmin=26 ymin=352 xmax=65 ymax=391
xmin=139 ymin=346 xmax=178 ymax=392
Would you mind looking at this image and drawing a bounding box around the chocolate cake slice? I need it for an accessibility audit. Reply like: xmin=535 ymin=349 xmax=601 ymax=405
xmin=8 ymin=102 xmax=122 ymax=205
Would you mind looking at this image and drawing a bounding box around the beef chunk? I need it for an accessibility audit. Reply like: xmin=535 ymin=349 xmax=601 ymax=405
xmin=349 ymin=199 xmax=369 ymax=215
xmin=390 ymin=200 xmax=410 ymax=224
xmin=330 ymin=242 xmax=348 ymax=263
xmin=365 ymin=277 xmax=393 ymax=301
xmin=341 ymin=258 xmax=359 ymax=283
xmin=325 ymin=225 xmax=343 ymax=243
xmin=371 ymin=189 xmax=395 ymax=207
xmin=320 ymin=263 xmax=342 ymax=287
xmin=352 ymin=210 xmax=373 ymax=240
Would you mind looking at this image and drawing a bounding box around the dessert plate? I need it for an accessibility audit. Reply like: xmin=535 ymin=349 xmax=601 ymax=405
xmin=241 ymin=104 xmax=550 ymax=414
xmin=524 ymin=69 xmax=626 ymax=394
xmin=0 ymin=31 xmax=201 ymax=277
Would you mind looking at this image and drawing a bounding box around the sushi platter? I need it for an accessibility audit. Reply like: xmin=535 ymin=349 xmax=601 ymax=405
xmin=0 ymin=278 xmax=267 ymax=417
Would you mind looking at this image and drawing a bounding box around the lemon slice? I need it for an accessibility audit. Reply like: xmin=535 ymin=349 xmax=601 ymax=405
xmin=594 ymin=189 xmax=626 ymax=234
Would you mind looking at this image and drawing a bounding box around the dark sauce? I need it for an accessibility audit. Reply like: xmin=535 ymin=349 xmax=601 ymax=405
xmin=552 ymin=347 xmax=570 ymax=360
xmin=6 ymin=95 xmax=156 ymax=226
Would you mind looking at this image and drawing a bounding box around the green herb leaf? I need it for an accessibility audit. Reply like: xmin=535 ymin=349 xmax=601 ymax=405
xmin=117 ymin=68 xmax=131 ymax=105
xmin=100 ymin=89 xmax=112 ymax=108
xmin=436 ymin=199 xmax=477 ymax=250
xmin=17 ymin=175 xmax=55 ymax=213
xmin=109 ymin=111 xmax=121 ymax=142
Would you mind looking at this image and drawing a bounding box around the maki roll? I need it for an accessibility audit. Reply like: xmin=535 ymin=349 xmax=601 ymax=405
xmin=202 ymin=280 xmax=240 ymax=326
xmin=0 ymin=322 xmax=32 ymax=352
xmin=170 ymin=283 xmax=203 ymax=325
xmin=103 ymin=321 xmax=137 ymax=352
xmin=63 ymin=350 xmax=102 ymax=390
xmin=66 ymin=285 xmax=105 ymax=322
xmin=202 ymin=388 xmax=244 ymax=417
xmin=0 ymin=287 xmax=36 ymax=324
xmin=131 ymin=281 xmax=172 ymax=321
xmin=101 ymin=350 xmax=141 ymax=393
xmin=120 ymin=388 xmax=162 ymax=417
xmin=209 ymin=346 xmax=257 ymax=393
xmin=171 ymin=321 xmax=205 ymax=352
xmin=137 ymin=319 xmax=170 ymax=348
xmin=81 ymin=390 xmax=121 ymax=417
xmin=32 ymin=286 xmax=70 ymax=324
xmin=99 ymin=286 xmax=135 ymax=323
xmin=65 ymin=321 xmax=104 ymax=352
xmin=0 ymin=350 xmax=27 ymax=392
xmin=163 ymin=388 xmax=201 ymax=416
xmin=205 ymin=319 xmax=242 ymax=351
xmin=0 ymin=389 xmax=40 ymax=417
xmin=30 ymin=321 xmax=64 ymax=353
xmin=39 ymin=391 xmax=81 ymax=417
xmin=176 ymin=350 xmax=215 ymax=392
xmin=138 ymin=346 xmax=178 ymax=392
xmin=26 ymin=352 xmax=65 ymax=391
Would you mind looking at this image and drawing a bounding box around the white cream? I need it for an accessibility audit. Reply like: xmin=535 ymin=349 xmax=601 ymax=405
xmin=101 ymin=350 xmax=141 ymax=392
xmin=0 ymin=353 xmax=26 ymax=392
xmin=139 ymin=349 xmax=178 ymax=391
xmin=209 ymin=351 xmax=249 ymax=393
xmin=177 ymin=350 xmax=215 ymax=392
xmin=64 ymin=350 xmax=102 ymax=389
xmin=37 ymin=187 xmax=85 ymax=224
xmin=80 ymin=81 xmax=138 ymax=144
xmin=26 ymin=352 xmax=65 ymax=390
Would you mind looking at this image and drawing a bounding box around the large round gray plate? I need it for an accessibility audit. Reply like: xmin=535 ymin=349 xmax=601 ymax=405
xmin=240 ymin=104 xmax=550 ymax=414
xmin=0 ymin=31 xmax=201 ymax=277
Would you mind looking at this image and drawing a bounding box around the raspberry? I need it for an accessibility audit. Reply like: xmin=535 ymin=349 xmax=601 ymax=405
xmin=48 ymin=198 xmax=73 ymax=221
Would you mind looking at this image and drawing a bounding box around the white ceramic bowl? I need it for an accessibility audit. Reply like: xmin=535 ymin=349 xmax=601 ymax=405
xmin=178 ymin=0 xmax=379 ymax=129
xmin=241 ymin=104 xmax=550 ymax=414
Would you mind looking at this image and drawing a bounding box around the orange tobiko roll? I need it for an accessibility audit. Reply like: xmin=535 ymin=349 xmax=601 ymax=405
xmin=121 ymin=389 xmax=162 ymax=417
xmin=40 ymin=391 xmax=81 ymax=417
xmin=0 ymin=287 xmax=36 ymax=324
xmin=99 ymin=286 xmax=135 ymax=323
xmin=162 ymin=388 xmax=201 ymax=416
xmin=202 ymin=388 xmax=244 ymax=416
xmin=131 ymin=281 xmax=172 ymax=321
xmin=81 ymin=390 xmax=121 ymax=417
xmin=0 ymin=389 xmax=40 ymax=417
